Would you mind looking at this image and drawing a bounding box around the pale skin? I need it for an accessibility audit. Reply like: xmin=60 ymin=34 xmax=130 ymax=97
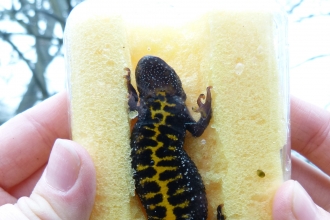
xmin=273 ymin=96 xmax=330 ymax=220
xmin=0 ymin=92 xmax=329 ymax=219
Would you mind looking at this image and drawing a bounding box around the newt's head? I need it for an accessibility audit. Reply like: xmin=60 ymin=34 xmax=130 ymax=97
xmin=135 ymin=55 xmax=186 ymax=100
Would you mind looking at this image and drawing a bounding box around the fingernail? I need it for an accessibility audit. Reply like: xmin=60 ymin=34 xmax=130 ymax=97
xmin=292 ymin=181 xmax=318 ymax=220
xmin=46 ymin=139 xmax=81 ymax=192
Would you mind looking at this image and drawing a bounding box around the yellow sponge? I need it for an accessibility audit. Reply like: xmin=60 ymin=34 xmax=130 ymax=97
xmin=65 ymin=0 xmax=288 ymax=219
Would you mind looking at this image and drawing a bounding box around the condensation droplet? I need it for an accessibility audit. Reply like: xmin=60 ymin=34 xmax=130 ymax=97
xmin=235 ymin=63 xmax=245 ymax=75
xmin=97 ymin=81 xmax=105 ymax=86
xmin=201 ymin=139 xmax=206 ymax=145
xmin=257 ymin=45 xmax=263 ymax=54
xmin=128 ymin=110 xmax=138 ymax=119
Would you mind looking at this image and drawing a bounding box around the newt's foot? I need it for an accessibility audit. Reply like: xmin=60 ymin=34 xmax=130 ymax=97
xmin=217 ymin=204 xmax=225 ymax=220
xmin=124 ymin=67 xmax=131 ymax=82
xmin=192 ymin=86 xmax=212 ymax=118
xmin=124 ymin=67 xmax=139 ymax=111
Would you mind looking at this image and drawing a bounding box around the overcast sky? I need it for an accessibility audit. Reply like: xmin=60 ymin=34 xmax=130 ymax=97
xmin=0 ymin=0 xmax=329 ymax=117
xmin=287 ymin=0 xmax=330 ymax=110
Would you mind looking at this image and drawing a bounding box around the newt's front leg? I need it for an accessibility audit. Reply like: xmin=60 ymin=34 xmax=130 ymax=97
xmin=217 ymin=204 xmax=225 ymax=220
xmin=124 ymin=67 xmax=138 ymax=111
xmin=186 ymin=86 xmax=212 ymax=137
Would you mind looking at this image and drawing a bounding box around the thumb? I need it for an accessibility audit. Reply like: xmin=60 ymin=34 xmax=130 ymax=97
xmin=273 ymin=180 xmax=330 ymax=220
xmin=0 ymin=139 xmax=96 ymax=220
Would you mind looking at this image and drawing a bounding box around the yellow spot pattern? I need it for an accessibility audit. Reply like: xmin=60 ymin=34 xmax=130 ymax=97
xmin=137 ymin=92 xmax=190 ymax=219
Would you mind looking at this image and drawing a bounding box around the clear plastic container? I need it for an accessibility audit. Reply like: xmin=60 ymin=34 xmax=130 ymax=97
xmin=64 ymin=0 xmax=289 ymax=219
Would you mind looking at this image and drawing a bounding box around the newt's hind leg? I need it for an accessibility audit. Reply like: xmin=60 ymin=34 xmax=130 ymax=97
xmin=217 ymin=204 xmax=225 ymax=220
xmin=124 ymin=67 xmax=138 ymax=111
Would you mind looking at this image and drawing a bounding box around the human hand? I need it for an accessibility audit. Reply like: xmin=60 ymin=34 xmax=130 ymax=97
xmin=273 ymin=96 xmax=330 ymax=219
xmin=0 ymin=92 xmax=96 ymax=220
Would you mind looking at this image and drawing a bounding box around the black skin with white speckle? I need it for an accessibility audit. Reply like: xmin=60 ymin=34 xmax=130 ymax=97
xmin=125 ymin=55 xmax=224 ymax=220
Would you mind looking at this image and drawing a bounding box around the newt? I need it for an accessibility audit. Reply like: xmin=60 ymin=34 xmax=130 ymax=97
xmin=125 ymin=55 xmax=224 ymax=220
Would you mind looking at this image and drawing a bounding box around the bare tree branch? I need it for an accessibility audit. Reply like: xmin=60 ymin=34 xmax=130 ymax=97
xmin=15 ymin=0 xmax=52 ymax=113
xmin=0 ymin=0 xmax=75 ymax=120
xmin=0 ymin=31 xmax=62 ymax=43
xmin=16 ymin=79 xmax=40 ymax=114
xmin=66 ymin=0 xmax=73 ymax=12
xmin=1 ymin=31 xmax=49 ymax=97
xmin=35 ymin=9 xmax=66 ymax=26
xmin=296 ymin=12 xmax=330 ymax=22
xmin=291 ymin=54 xmax=330 ymax=69
xmin=287 ymin=0 xmax=304 ymax=14
xmin=49 ymin=0 xmax=70 ymax=31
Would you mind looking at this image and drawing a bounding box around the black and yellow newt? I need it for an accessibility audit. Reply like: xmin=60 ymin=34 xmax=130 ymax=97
xmin=125 ymin=55 xmax=224 ymax=220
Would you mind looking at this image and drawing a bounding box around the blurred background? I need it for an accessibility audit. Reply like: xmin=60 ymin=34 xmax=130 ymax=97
xmin=0 ymin=0 xmax=329 ymax=125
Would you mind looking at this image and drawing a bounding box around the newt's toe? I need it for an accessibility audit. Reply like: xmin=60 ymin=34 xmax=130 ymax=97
xmin=192 ymin=86 xmax=212 ymax=118
xmin=217 ymin=204 xmax=225 ymax=220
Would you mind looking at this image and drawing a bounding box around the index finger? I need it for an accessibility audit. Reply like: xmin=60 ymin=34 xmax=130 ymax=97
xmin=291 ymin=96 xmax=330 ymax=175
xmin=0 ymin=92 xmax=70 ymax=189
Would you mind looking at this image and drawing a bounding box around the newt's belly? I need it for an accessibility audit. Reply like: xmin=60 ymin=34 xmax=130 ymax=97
xmin=131 ymin=128 xmax=207 ymax=220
